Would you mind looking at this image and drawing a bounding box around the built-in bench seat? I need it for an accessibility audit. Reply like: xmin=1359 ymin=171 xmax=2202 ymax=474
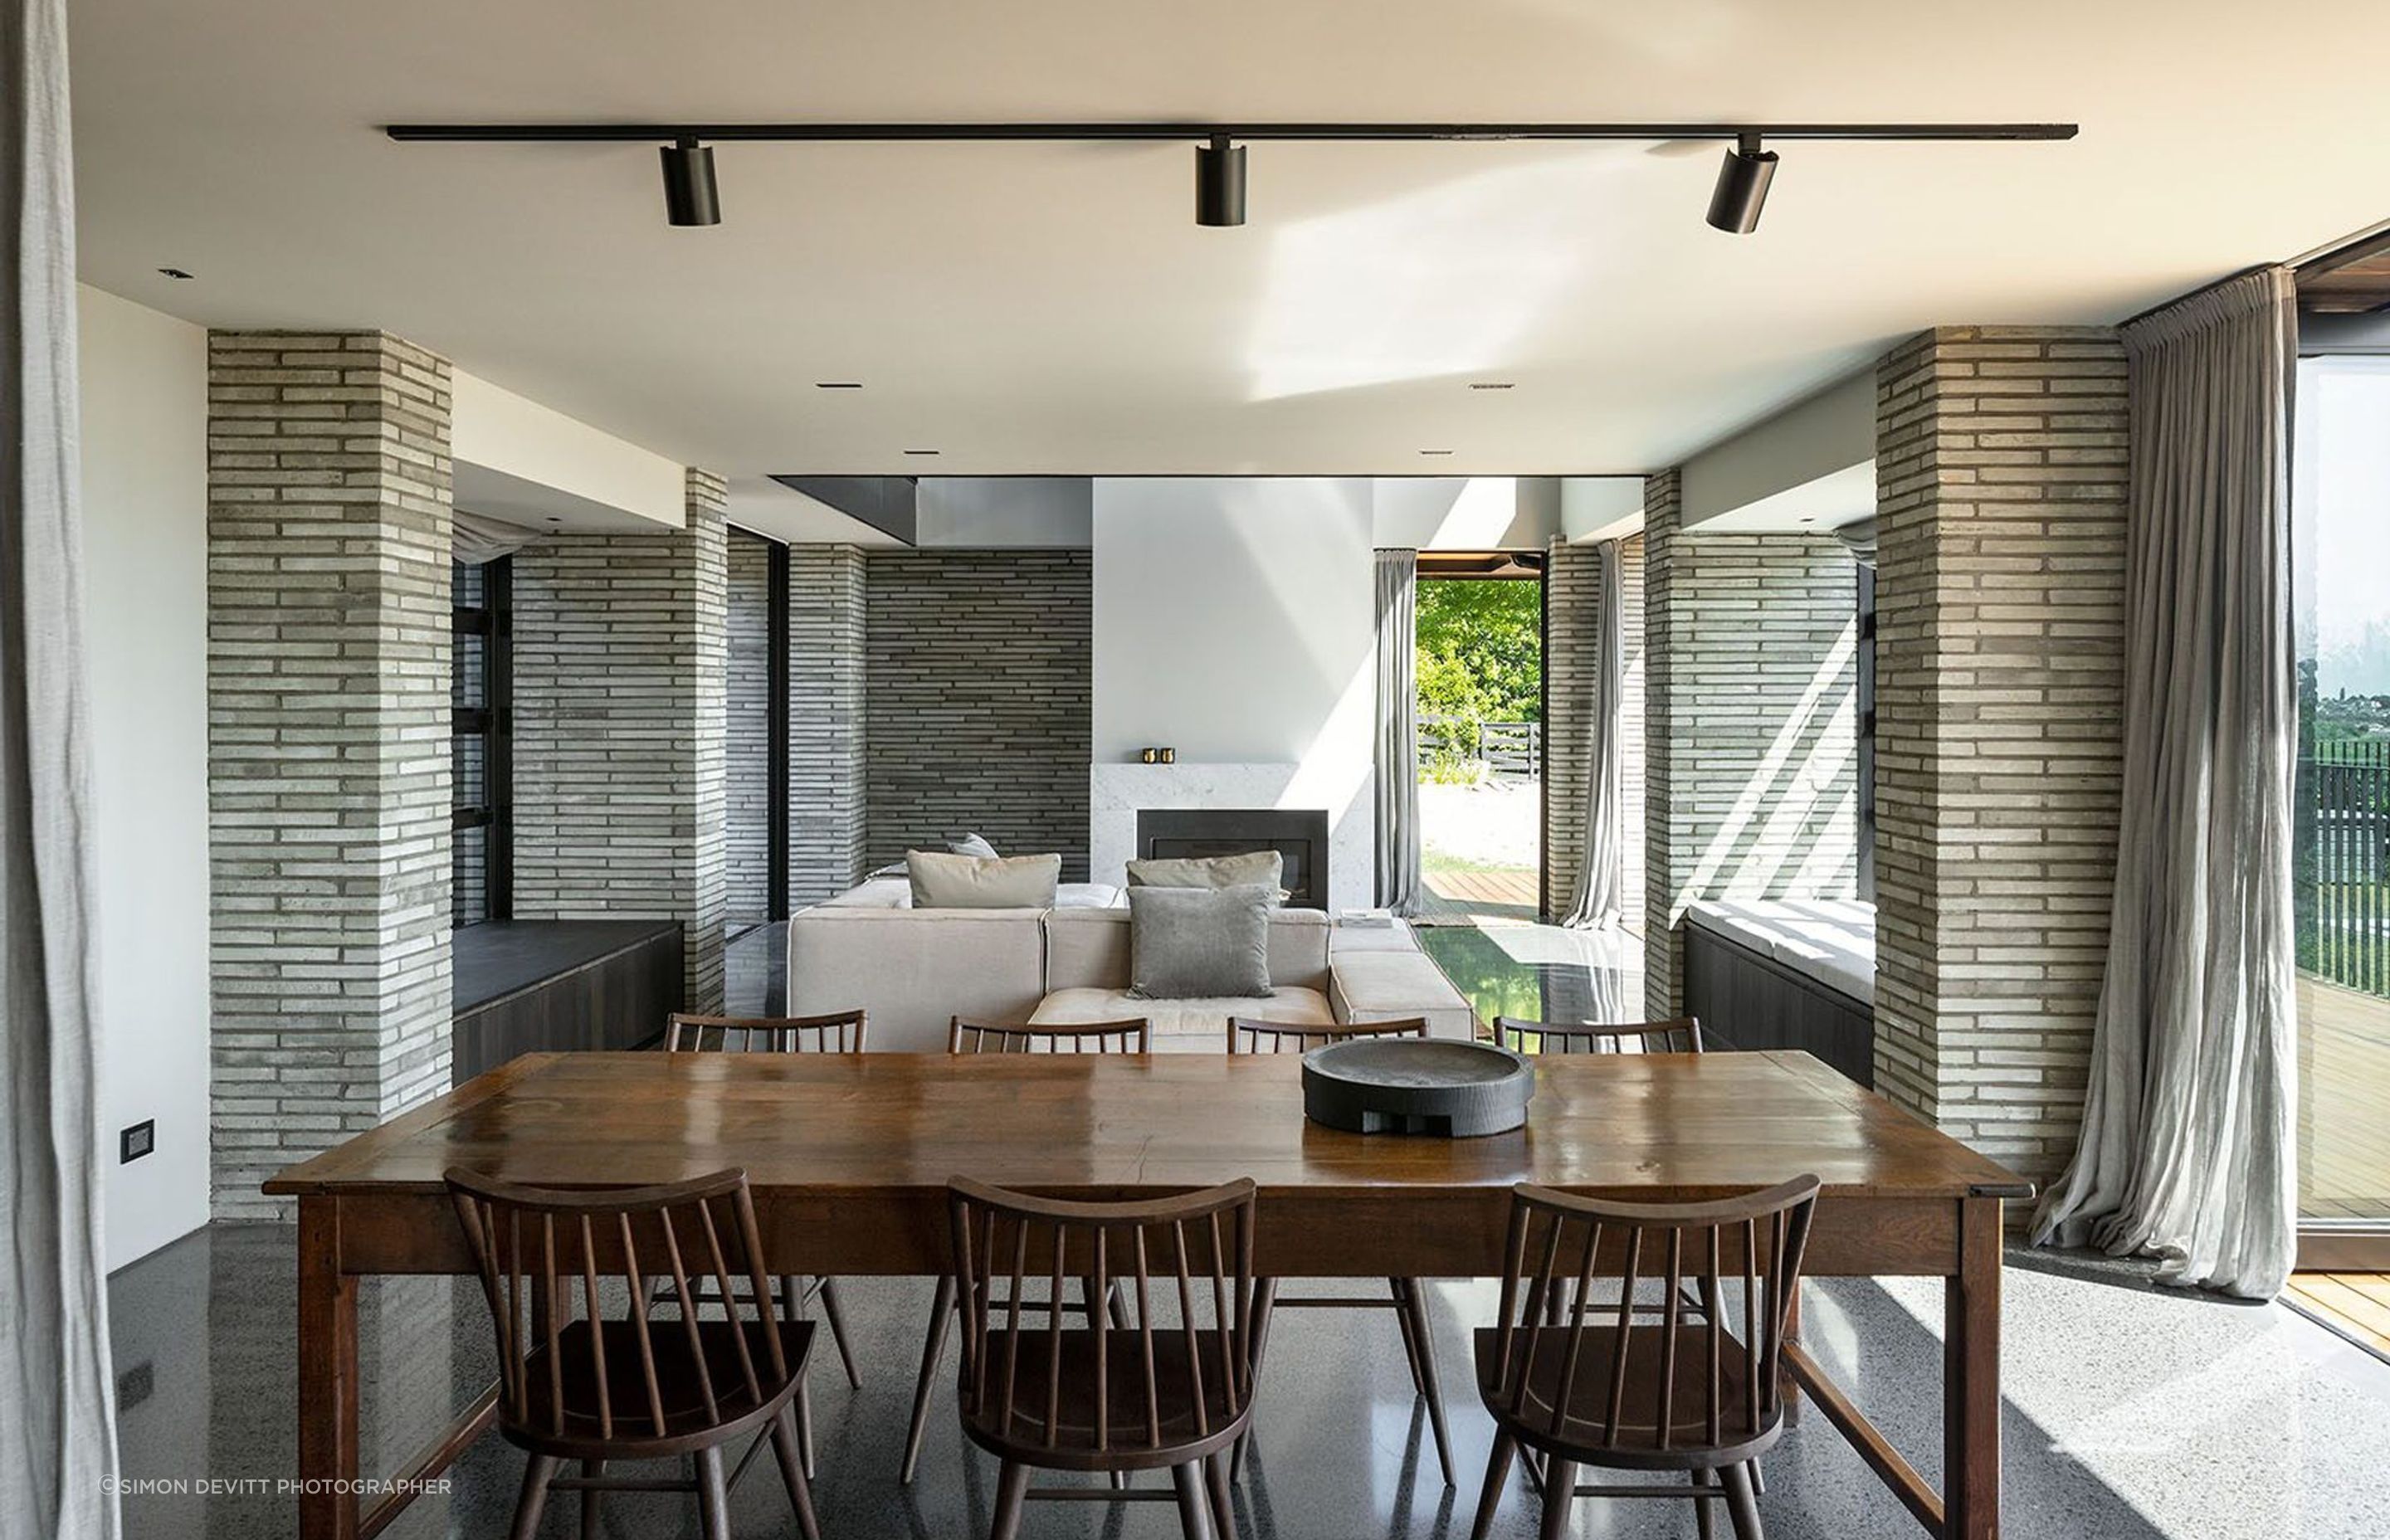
xmin=1681 ymin=899 xmax=1875 ymax=1086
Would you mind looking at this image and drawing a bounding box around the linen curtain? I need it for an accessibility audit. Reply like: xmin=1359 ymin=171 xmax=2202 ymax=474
xmin=452 ymin=507 xmax=543 ymax=564
xmin=1560 ymin=539 xmax=1627 ymax=928
xmin=2 ymin=0 xmax=124 ymax=1533
xmin=1373 ymin=549 xmax=1422 ymax=915
xmin=2032 ymin=266 xmax=2300 ymax=1299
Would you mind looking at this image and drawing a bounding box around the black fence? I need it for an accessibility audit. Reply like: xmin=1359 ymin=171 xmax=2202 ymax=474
xmin=2307 ymin=738 xmax=2390 ymax=997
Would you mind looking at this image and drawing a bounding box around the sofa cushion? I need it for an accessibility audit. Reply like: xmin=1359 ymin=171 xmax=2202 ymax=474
xmin=907 ymin=850 xmax=1061 ymax=909
xmin=949 ymin=831 xmax=1001 ymax=858
xmin=821 ymin=876 xmax=1122 ymax=910
xmin=1032 ymin=985 xmax=1334 ymax=1050
xmin=1046 ymin=905 xmax=1330 ymax=992
xmin=1328 ymin=948 xmax=1476 ymax=1040
xmin=1126 ymin=850 xmax=1285 ymax=899
xmin=1127 ymin=885 xmax=1274 ymax=999
xmin=786 ymin=906 xmax=1048 ymax=1053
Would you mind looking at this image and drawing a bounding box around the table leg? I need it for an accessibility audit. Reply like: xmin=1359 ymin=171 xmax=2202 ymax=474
xmin=297 ymin=1196 xmax=360 ymax=1540
xmin=1782 ymin=1279 xmax=1804 ymax=1425
xmin=1944 ymin=1196 xmax=2003 ymax=1540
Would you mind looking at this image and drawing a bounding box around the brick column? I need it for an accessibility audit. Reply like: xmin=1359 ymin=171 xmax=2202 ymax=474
xmin=1872 ymin=327 xmax=2128 ymax=1182
xmin=512 ymin=470 xmax=729 ymax=1011
xmin=788 ymin=544 xmax=868 ymax=904
xmin=206 ymin=331 xmax=453 ymax=1218
xmin=724 ymin=531 xmax=773 ymax=924
xmin=1544 ymin=534 xmax=1645 ymax=928
xmin=1644 ymin=473 xmax=1862 ymax=1017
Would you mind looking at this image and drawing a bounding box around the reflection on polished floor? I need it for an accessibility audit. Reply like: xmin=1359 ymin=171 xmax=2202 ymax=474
xmin=110 ymin=1224 xmax=2390 ymax=1539
xmin=1412 ymin=918 xmax=1645 ymax=1031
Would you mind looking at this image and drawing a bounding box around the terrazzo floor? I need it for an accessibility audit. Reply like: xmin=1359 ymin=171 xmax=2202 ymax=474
xmin=109 ymin=1224 xmax=2390 ymax=1539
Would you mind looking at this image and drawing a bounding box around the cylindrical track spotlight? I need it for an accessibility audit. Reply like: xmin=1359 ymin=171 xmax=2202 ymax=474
xmin=660 ymin=138 xmax=720 ymax=227
xmin=1706 ymin=134 xmax=1776 ymax=234
xmin=1196 ymin=135 xmax=1246 ymax=227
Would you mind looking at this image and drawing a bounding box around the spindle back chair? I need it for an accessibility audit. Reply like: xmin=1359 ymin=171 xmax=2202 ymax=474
xmin=444 ymin=1166 xmax=819 ymax=1540
xmin=1496 ymin=1016 xmax=1705 ymax=1055
xmin=1225 ymin=1013 xmax=1456 ymax=1487
xmin=945 ymin=1175 xmax=1259 ymax=1540
xmin=666 ymin=1009 xmax=868 ymax=1054
xmin=950 ymin=1016 xmax=1150 ymax=1054
xmin=1466 ymin=1176 xmax=1820 ymax=1540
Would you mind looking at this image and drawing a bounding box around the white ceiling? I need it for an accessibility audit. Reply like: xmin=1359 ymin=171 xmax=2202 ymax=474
xmin=69 ymin=1 xmax=2390 ymax=478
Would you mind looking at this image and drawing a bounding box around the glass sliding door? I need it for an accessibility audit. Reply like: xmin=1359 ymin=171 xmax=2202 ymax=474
xmin=2293 ymin=355 xmax=2390 ymax=1262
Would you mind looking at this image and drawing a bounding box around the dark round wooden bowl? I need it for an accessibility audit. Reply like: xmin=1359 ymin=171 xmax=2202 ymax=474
xmin=1300 ymin=1038 xmax=1533 ymax=1137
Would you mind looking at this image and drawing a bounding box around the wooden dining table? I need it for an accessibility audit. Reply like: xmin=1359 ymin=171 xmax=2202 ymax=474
xmin=264 ymin=1047 xmax=2032 ymax=1540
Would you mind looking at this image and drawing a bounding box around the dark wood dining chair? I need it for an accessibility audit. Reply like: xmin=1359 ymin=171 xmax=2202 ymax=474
xmin=1466 ymin=1175 xmax=1820 ymax=1540
xmin=1227 ymin=1016 xmax=1456 ymax=1488
xmin=1495 ymin=1016 xmax=1705 ymax=1055
xmin=444 ymin=1165 xmax=821 ymax=1540
xmin=900 ymin=1015 xmax=1153 ymax=1482
xmin=662 ymin=1010 xmax=866 ymax=1474
xmin=947 ymin=1173 xmax=1260 ymax=1540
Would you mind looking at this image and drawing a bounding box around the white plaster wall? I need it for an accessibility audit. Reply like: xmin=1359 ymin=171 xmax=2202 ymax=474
xmin=1090 ymin=478 xmax=1378 ymax=909
xmin=78 ymin=285 xmax=212 ymax=1268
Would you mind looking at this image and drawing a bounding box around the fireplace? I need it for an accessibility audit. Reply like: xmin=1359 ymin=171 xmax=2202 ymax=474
xmin=1136 ymin=808 xmax=1331 ymax=908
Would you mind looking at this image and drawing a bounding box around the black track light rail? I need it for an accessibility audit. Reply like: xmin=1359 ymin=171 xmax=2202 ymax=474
xmin=386 ymin=119 xmax=2075 ymax=145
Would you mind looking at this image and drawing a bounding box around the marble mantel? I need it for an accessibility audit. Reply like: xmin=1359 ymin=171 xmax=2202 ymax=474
xmin=1090 ymin=761 xmax=1374 ymax=913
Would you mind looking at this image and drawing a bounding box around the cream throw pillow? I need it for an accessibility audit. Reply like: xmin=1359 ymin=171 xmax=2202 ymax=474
xmin=906 ymin=850 xmax=1061 ymax=909
xmin=1124 ymin=850 xmax=1285 ymax=897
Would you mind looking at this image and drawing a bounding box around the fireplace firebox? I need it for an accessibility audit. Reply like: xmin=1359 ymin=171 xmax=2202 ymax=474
xmin=1135 ymin=808 xmax=1330 ymax=909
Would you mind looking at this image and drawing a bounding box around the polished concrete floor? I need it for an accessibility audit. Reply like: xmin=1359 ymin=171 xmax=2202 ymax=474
xmin=110 ymin=1222 xmax=2390 ymax=1539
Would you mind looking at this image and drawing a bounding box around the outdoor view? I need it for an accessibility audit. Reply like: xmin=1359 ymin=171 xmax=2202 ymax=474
xmin=2294 ymin=355 xmax=2390 ymax=1227
xmin=1415 ymin=575 xmax=1542 ymax=921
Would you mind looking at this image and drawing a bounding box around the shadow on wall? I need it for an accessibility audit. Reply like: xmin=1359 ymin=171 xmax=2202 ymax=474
xmin=1671 ymin=613 xmax=1859 ymax=919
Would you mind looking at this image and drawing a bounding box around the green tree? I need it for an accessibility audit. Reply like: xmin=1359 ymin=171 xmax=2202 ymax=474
xmin=1415 ymin=579 xmax=1541 ymax=724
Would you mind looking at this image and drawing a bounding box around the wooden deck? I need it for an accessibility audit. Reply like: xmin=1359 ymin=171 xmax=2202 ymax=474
xmin=2286 ymin=1274 xmax=2390 ymax=1361
xmin=1417 ymin=862 xmax=1540 ymax=922
xmin=2300 ymin=973 xmax=2390 ymax=1221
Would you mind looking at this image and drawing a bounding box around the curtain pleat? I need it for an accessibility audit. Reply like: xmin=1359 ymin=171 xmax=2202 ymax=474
xmin=2 ymin=0 xmax=124 ymax=1532
xmin=1373 ymin=549 xmax=1421 ymax=915
xmin=1562 ymin=539 xmax=1627 ymax=929
xmin=2031 ymin=266 xmax=2300 ymax=1299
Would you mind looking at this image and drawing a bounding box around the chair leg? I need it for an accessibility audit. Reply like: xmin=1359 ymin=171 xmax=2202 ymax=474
xmin=509 ymin=1453 xmax=560 ymax=1540
xmin=1232 ymin=1278 xmax=1280 ymax=1481
xmin=769 ymin=1405 xmax=823 ymax=1540
xmin=1389 ymin=1278 xmax=1426 ymax=1396
xmin=1467 ymin=1430 xmax=1515 ymax=1540
xmin=1691 ymin=1467 xmax=1715 ymax=1540
xmin=1536 ymin=1456 xmax=1577 ymax=1540
xmin=693 ymin=1445 xmax=731 ymax=1540
xmin=1206 ymin=1450 xmax=1240 ymax=1540
xmin=817 ymin=1276 xmax=864 ymax=1388
xmin=578 ymin=1460 xmax=604 ymax=1540
xmin=1721 ymin=1461 xmax=1764 ymax=1540
xmin=1171 ymin=1460 xmax=1217 ymax=1540
xmin=1397 ymin=1279 xmax=1456 ymax=1488
xmin=989 ymin=1459 xmax=1032 ymax=1540
xmin=900 ymin=1274 xmax=957 ymax=1484
xmin=796 ymin=1373 xmax=817 ymax=1477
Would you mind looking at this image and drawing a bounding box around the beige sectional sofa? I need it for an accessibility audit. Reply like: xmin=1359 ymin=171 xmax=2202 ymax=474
xmin=784 ymin=887 xmax=1473 ymax=1052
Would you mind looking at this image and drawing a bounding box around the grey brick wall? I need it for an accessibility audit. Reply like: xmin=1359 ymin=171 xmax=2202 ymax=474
xmin=724 ymin=531 xmax=772 ymax=923
xmin=790 ymin=545 xmax=868 ymax=903
xmin=1872 ymin=327 xmax=2128 ymax=1181
xmin=206 ymin=330 xmax=453 ymax=1219
xmin=1544 ymin=534 xmax=1646 ymax=928
xmin=862 ymin=551 xmax=1092 ymax=877
xmin=1646 ymin=475 xmax=1861 ymax=1016
xmin=512 ymin=470 xmax=729 ymax=1011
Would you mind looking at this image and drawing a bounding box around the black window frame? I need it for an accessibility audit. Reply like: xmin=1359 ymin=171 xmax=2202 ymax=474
xmin=453 ymin=556 xmax=513 ymax=924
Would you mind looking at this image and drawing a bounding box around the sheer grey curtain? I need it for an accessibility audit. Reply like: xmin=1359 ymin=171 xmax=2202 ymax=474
xmin=3 ymin=0 xmax=123 ymax=1533
xmin=1373 ymin=549 xmax=1422 ymax=915
xmin=1561 ymin=539 xmax=1626 ymax=928
xmin=2032 ymin=266 xmax=2300 ymax=1299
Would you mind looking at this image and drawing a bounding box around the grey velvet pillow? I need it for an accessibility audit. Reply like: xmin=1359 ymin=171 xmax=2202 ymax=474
xmin=1127 ymin=884 xmax=1275 ymax=1000
xmin=906 ymin=850 xmax=1060 ymax=909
